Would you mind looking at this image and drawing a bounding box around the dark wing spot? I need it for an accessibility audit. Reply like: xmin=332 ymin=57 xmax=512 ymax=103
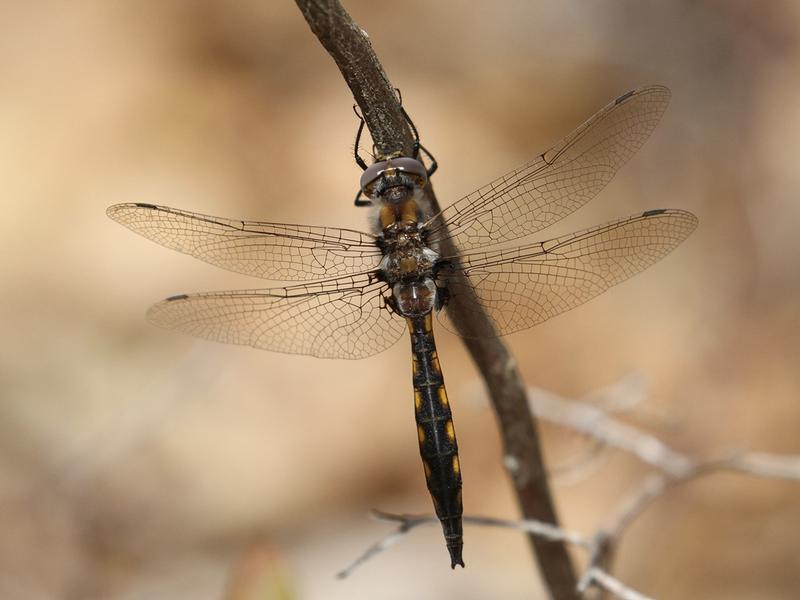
xmin=615 ymin=89 xmax=636 ymax=105
xmin=166 ymin=294 xmax=189 ymax=301
xmin=134 ymin=202 xmax=158 ymax=209
xmin=642 ymin=208 xmax=667 ymax=217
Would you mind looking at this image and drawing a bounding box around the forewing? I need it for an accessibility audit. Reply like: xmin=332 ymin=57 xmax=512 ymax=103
xmin=147 ymin=273 xmax=405 ymax=359
xmin=426 ymin=85 xmax=671 ymax=251
xmin=437 ymin=209 xmax=698 ymax=338
xmin=107 ymin=203 xmax=382 ymax=280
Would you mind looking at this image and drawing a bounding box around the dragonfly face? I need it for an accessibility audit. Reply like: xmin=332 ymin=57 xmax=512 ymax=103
xmin=107 ymin=85 xmax=698 ymax=569
xmin=359 ymin=156 xmax=428 ymax=200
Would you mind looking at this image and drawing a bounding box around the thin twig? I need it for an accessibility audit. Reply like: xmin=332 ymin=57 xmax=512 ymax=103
xmin=294 ymin=1 xmax=577 ymax=596
xmin=578 ymin=568 xmax=655 ymax=600
xmin=337 ymin=513 xmax=438 ymax=579
xmin=548 ymin=437 xmax=609 ymax=485
xmin=726 ymin=450 xmax=800 ymax=479
xmin=341 ymin=510 xmax=650 ymax=600
xmin=373 ymin=510 xmax=592 ymax=548
xmin=528 ymin=387 xmax=693 ymax=477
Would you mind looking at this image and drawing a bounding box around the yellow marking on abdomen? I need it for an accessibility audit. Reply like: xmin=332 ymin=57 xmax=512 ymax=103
xmin=414 ymin=389 xmax=422 ymax=411
xmin=438 ymin=386 xmax=449 ymax=407
xmin=452 ymin=455 xmax=461 ymax=475
xmin=430 ymin=351 xmax=441 ymax=374
xmin=445 ymin=420 xmax=455 ymax=443
xmin=423 ymin=460 xmax=432 ymax=479
xmin=417 ymin=425 xmax=426 ymax=444
xmin=423 ymin=314 xmax=433 ymax=333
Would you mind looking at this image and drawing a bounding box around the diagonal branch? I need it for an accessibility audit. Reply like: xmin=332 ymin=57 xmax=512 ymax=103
xmin=294 ymin=0 xmax=414 ymax=159
xmin=294 ymin=1 xmax=578 ymax=596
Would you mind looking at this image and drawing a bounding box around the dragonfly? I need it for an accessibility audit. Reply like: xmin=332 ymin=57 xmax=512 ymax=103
xmin=107 ymin=85 xmax=697 ymax=569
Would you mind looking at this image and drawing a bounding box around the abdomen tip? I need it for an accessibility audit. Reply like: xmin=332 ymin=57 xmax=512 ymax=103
xmin=448 ymin=548 xmax=465 ymax=569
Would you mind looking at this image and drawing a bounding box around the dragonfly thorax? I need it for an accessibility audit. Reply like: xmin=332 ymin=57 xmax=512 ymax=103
xmin=379 ymin=221 xmax=439 ymax=283
xmin=379 ymin=212 xmax=441 ymax=317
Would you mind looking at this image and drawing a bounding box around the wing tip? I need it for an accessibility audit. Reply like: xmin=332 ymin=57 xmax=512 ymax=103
xmin=105 ymin=203 xmax=125 ymax=220
xmin=615 ymin=89 xmax=637 ymax=105
xmin=165 ymin=293 xmax=190 ymax=302
xmin=622 ymin=83 xmax=671 ymax=98
xmin=146 ymin=295 xmax=189 ymax=329
xmin=642 ymin=207 xmax=698 ymax=225
xmin=106 ymin=202 xmax=160 ymax=221
xmin=614 ymin=85 xmax=671 ymax=112
xmin=641 ymin=208 xmax=699 ymax=237
xmin=642 ymin=208 xmax=668 ymax=217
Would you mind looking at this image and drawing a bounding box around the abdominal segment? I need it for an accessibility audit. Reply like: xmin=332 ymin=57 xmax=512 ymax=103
xmin=407 ymin=314 xmax=464 ymax=568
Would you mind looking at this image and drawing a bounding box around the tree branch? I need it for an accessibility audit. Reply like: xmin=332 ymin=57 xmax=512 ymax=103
xmin=294 ymin=0 xmax=414 ymax=159
xmin=294 ymin=1 xmax=577 ymax=596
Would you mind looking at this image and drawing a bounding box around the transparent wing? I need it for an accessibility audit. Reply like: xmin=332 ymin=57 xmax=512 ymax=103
xmin=147 ymin=273 xmax=405 ymax=359
xmin=437 ymin=209 xmax=698 ymax=338
xmin=107 ymin=203 xmax=382 ymax=281
xmin=425 ymin=85 xmax=671 ymax=251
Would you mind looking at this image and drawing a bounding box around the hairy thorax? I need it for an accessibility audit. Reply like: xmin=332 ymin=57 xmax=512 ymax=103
xmin=378 ymin=212 xmax=440 ymax=318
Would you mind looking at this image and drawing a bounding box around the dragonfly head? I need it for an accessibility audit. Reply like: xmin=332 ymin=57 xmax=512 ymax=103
xmin=360 ymin=156 xmax=428 ymax=201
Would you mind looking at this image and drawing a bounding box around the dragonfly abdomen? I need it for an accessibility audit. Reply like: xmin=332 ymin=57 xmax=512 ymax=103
xmin=408 ymin=314 xmax=464 ymax=568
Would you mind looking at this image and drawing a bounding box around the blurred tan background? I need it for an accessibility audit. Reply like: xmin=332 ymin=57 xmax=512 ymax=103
xmin=1 ymin=1 xmax=799 ymax=598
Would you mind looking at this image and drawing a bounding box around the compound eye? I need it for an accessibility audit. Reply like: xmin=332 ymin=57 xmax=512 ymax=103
xmin=391 ymin=157 xmax=427 ymax=183
xmin=359 ymin=156 xmax=429 ymax=196
xmin=360 ymin=160 xmax=389 ymax=193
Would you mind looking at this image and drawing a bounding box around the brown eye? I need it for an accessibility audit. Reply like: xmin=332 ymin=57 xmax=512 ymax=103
xmin=390 ymin=157 xmax=427 ymax=181
xmin=360 ymin=160 xmax=389 ymax=193
xmin=359 ymin=157 xmax=428 ymax=194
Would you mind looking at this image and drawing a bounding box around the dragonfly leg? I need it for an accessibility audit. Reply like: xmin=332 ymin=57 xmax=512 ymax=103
xmin=353 ymin=189 xmax=372 ymax=207
xmin=352 ymin=104 xmax=369 ymax=171
xmin=418 ymin=142 xmax=438 ymax=178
